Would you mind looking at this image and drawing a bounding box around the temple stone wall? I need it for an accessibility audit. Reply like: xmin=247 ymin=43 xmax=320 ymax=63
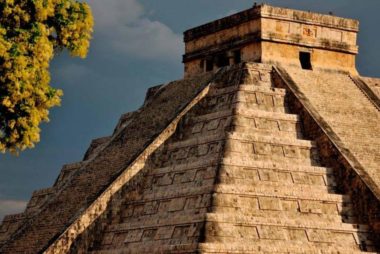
xmin=183 ymin=4 xmax=359 ymax=77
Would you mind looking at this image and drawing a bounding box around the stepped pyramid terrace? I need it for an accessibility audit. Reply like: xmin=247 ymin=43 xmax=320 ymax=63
xmin=1 ymin=4 xmax=380 ymax=254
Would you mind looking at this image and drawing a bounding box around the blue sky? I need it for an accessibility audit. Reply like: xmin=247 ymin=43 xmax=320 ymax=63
xmin=1 ymin=0 xmax=379 ymax=220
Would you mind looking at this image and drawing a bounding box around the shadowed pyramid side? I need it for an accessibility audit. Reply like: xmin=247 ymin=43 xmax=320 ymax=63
xmin=0 ymin=71 xmax=214 ymax=253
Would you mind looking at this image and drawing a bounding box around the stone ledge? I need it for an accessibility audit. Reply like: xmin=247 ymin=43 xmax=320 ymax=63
xmin=168 ymin=133 xmax=225 ymax=150
xmin=208 ymin=84 xmax=286 ymax=96
xmin=147 ymin=160 xmax=218 ymax=176
xmin=90 ymin=243 xmax=198 ymax=254
xmin=227 ymin=132 xmax=314 ymax=147
xmin=106 ymin=214 xmax=205 ymax=232
xmin=206 ymin=213 xmax=369 ymax=232
xmin=210 ymin=209 xmax=347 ymax=223
xmin=234 ymin=106 xmax=299 ymax=121
xmin=221 ymin=158 xmax=332 ymax=174
xmin=215 ymin=184 xmax=348 ymax=202
xmin=184 ymin=5 xmax=358 ymax=42
xmin=199 ymin=242 xmax=374 ymax=254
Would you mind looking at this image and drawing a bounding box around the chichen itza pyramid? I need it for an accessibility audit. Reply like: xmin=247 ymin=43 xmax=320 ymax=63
xmin=1 ymin=4 xmax=380 ymax=253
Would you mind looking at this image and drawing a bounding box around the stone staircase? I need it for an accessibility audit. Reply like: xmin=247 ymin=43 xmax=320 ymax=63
xmin=200 ymin=64 xmax=376 ymax=253
xmin=85 ymin=71 xmax=233 ymax=253
xmin=83 ymin=63 xmax=377 ymax=253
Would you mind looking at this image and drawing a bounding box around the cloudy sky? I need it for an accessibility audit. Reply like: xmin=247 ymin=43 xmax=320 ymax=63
xmin=0 ymin=0 xmax=379 ymax=221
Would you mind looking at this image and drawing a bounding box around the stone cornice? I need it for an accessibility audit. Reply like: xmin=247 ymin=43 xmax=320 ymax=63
xmin=184 ymin=4 xmax=359 ymax=43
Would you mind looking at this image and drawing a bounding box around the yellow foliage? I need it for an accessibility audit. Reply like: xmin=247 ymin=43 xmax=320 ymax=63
xmin=0 ymin=0 xmax=94 ymax=154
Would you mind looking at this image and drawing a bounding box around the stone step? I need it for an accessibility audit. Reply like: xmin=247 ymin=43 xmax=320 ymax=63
xmin=225 ymin=133 xmax=320 ymax=166
xmin=96 ymin=220 xmax=203 ymax=251
xmin=199 ymin=242 xmax=377 ymax=254
xmin=184 ymin=110 xmax=233 ymax=140
xmin=221 ymin=158 xmax=331 ymax=174
xmin=206 ymin=213 xmax=370 ymax=232
xmin=28 ymin=186 xmax=54 ymax=201
xmin=208 ymin=85 xmax=286 ymax=97
xmin=234 ymin=87 xmax=288 ymax=113
xmin=24 ymin=187 xmax=55 ymax=214
xmin=0 ymin=212 xmax=27 ymax=247
xmin=90 ymin=243 xmax=198 ymax=253
xmin=204 ymin=229 xmax=371 ymax=251
xmin=219 ymin=156 xmax=334 ymax=186
xmin=234 ymin=106 xmax=298 ymax=121
xmin=175 ymin=110 xmax=302 ymax=155
xmin=148 ymin=159 xmax=219 ymax=176
xmin=53 ymin=161 xmax=85 ymax=187
xmin=238 ymin=85 xmax=286 ymax=94
xmin=216 ymin=176 xmax=335 ymax=192
xmin=205 ymin=218 xmax=373 ymax=249
xmin=168 ymin=133 xmax=225 ymax=150
xmin=241 ymin=72 xmax=274 ymax=87
xmin=234 ymin=105 xmax=298 ymax=121
xmin=114 ymin=209 xmax=356 ymax=234
xmin=188 ymin=105 xmax=298 ymax=127
xmin=246 ymin=80 xmax=273 ymax=87
xmin=218 ymin=174 xmax=335 ymax=188
xmin=214 ymin=183 xmax=348 ymax=203
xmin=224 ymin=151 xmax=320 ymax=168
xmin=186 ymin=107 xmax=301 ymax=140
xmin=232 ymin=110 xmax=302 ymax=139
xmin=210 ymin=206 xmax=356 ymax=224
xmin=228 ymin=132 xmax=314 ymax=147
xmin=83 ymin=136 xmax=111 ymax=161
xmin=190 ymin=109 xmax=233 ymax=123
xmin=154 ymin=137 xmax=222 ymax=168
xmin=212 ymin=192 xmax=354 ymax=217
xmin=119 ymin=206 xmax=210 ymax=224
xmin=0 ymin=212 xmax=26 ymax=225
xmin=218 ymin=162 xmax=335 ymax=188
xmin=202 ymin=85 xmax=288 ymax=114
xmin=136 ymin=182 xmax=214 ymax=202
xmin=107 ymin=213 xmax=206 ymax=233
xmin=120 ymin=193 xmax=212 ymax=222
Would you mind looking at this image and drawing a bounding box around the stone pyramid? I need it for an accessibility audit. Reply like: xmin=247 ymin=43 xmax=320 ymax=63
xmin=1 ymin=4 xmax=380 ymax=254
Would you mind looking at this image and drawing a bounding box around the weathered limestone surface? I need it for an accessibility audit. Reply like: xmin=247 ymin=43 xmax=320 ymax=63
xmin=361 ymin=77 xmax=380 ymax=99
xmin=1 ymin=4 xmax=380 ymax=254
xmin=357 ymin=77 xmax=380 ymax=110
xmin=281 ymin=66 xmax=380 ymax=199
xmin=184 ymin=4 xmax=359 ymax=77
xmin=1 ymin=62 xmax=379 ymax=254
xmin=0 ymin=72 xmax=214 ymax=253
xmin=45 ymin=63 xmax=377 ymax=253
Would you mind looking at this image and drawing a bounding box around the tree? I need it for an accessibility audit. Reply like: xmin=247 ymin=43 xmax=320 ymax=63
xmin=0 ymin=0 xmax=94 ymax=153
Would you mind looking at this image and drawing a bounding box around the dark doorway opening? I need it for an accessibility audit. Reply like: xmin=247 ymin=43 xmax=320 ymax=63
xmin=300 ymin=52 xmax=312 ymax=70
xmin=200 ymin=59 xmax=205 ymax=70
xmin=233 ymin=49 xmax=241 ymax=64
xmin=215 ymin=53 xmax=229 ymax=68
xmin=205 ymin=59 xmax=213 ymax=71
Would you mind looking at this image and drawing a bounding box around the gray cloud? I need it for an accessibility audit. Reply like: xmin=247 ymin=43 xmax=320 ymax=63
xmin=0 ymin=200 xmax=27 ymax=222
xmin=55 ymin=63 xmax=93 ymax=81
xmin=90 ymin=0 xmax=182 ymax=62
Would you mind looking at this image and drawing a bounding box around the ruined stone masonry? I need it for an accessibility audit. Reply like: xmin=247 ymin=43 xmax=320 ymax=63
xmin=1 ymin=4 xmax=379 ymax=253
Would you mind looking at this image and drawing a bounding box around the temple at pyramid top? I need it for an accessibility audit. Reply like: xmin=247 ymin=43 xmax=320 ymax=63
xmin=183 ymin=4 xmax=359 ymax=77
